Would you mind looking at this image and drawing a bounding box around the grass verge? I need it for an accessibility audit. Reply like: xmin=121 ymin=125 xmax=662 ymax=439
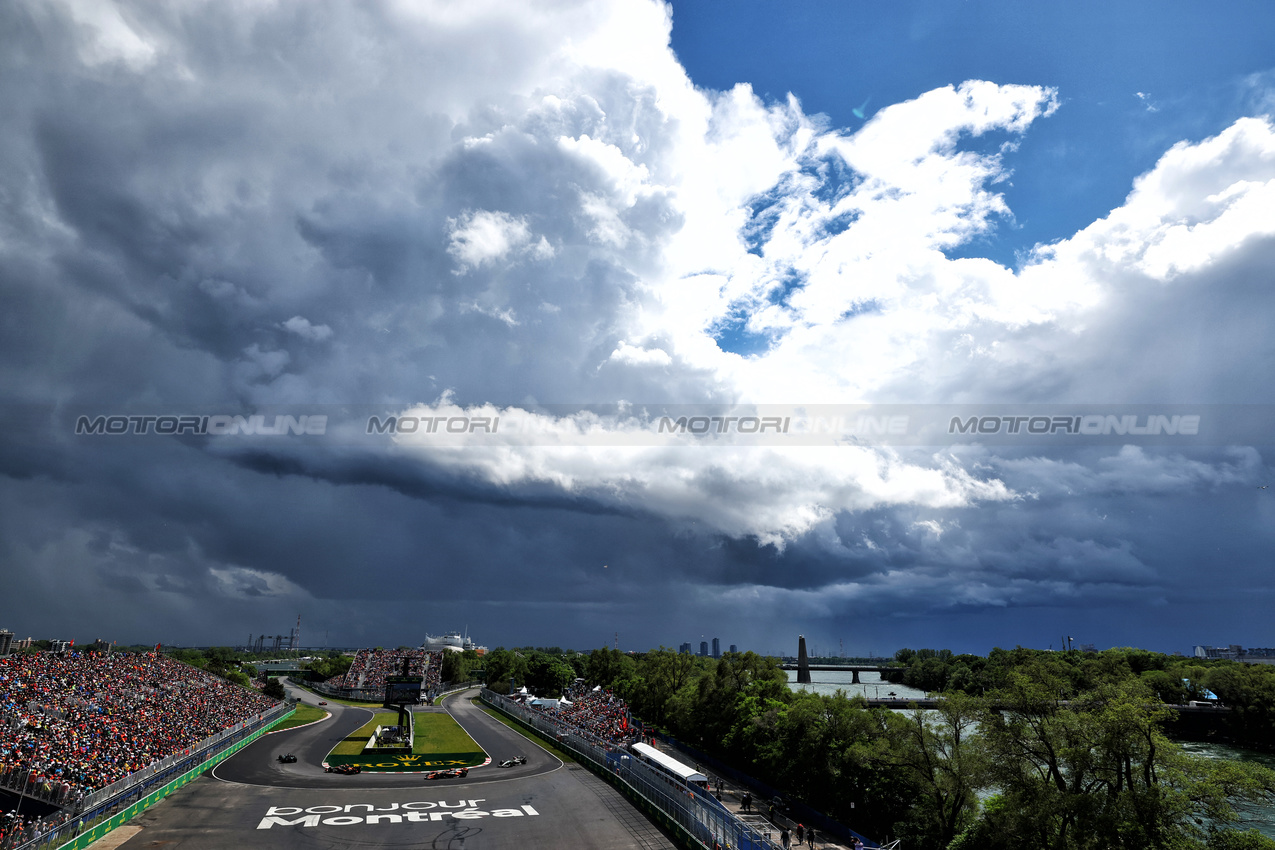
xmin=413 ymin=712 xmax=483 ymax=754
xmin=289 ymin=681 xmax=385 ymax=706
xmin=477 ymin=702 xmax=574 ymax=764
xmin=271 ymin=703 xmax=328 ymax=731
xmin=330 ymin=711 xmax=399 ymax=756
xmin=324 ymin=710 xmax=486 ymax=770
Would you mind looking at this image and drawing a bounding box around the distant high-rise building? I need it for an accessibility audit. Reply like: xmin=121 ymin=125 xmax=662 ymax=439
xmin=679 ymin=642 xmax=692 ymax=654
xmin=699 ymin=641 xmax=709 ymax=657
xmin=0 ymin=630 xmax=12 ymax=656
xmin=729 ymin=644 xmax=738 ymax=654
xmin=712 ymin=638 xmax=721 ymax=658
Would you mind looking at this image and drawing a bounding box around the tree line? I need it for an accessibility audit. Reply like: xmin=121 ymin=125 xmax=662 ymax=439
xmin=500 ymin=645 xmax=1275 ymax=850
xmin=884 ymin=646 xmax=1275 ymax=749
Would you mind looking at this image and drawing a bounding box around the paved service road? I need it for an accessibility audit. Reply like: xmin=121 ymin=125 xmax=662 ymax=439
xmin=119 ymin=688 xmax=677 ymax=850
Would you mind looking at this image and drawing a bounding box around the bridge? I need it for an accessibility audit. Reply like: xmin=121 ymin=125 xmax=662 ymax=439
xmin=779 ymin=661 xmax=890 ymax=683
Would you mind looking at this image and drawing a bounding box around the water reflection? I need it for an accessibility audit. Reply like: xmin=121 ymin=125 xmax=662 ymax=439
xmin=786 ymin=673 xmax=1275 ymax=835
xmin=1178 ymin=740 xmax=1275 ymax=839
xmin=786 ymin=669 xmax=929 ymax=700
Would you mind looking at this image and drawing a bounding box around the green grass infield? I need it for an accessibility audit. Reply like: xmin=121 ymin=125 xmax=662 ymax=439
xmin=324 ymin=711 xmax=487 ymax=771
xmin=271 ymin=703 xmax=328 ymax=731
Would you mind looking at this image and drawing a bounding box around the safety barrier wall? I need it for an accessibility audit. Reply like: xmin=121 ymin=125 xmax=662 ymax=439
xmin=81 ymin=702 xmax=292 ymax=810
xmin=303 ymin=679 xmax=386 ymax=702
xmin=660 ymin=733 xmax=872 ymax=849
xmin=293 ymin=677 xmax=480 ymax=704
xmin=3 ymin=703 xmax=292 ymax=850
xmin=481 ymin=689 xmax=784 ymax=850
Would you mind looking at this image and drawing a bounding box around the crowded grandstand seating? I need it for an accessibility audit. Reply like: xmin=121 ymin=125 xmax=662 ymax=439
xmin=530 ymin=684 xmax=640 ymax=748
xmin=324 ymin=649 xmax=442 ymax=695
xmin=2 ymin=806 xmax=69 ymax=850
xmin=0 ymin=651 xmax=276 ymax=818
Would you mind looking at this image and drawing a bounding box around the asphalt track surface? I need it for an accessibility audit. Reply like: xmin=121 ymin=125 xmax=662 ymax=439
xmin=118 ymin=686 xmax=677 ymax=850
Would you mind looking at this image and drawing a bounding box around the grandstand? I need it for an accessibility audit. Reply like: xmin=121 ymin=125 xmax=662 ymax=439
xmin=0 ymin=650 xmax=277 ymax=846
xmin=525 ymin=682 xmax=643 ymax=749
xmin=321 ymin=649 xmax=443 ymax=701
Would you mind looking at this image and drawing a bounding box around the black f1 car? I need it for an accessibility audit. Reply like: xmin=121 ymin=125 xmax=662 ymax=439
xmin=498 ymin=756 xmax=526 ymax=768
xmin=277 ymin=753 xmax=297 ymax=763
xmin=325 ymin=764 xmax=361 ymax=774
xmin=425 ymin=767 xmax=469 ymax=780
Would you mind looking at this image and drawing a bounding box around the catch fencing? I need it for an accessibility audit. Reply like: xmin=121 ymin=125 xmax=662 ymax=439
xmin=1 ymin=702 xmax=291 ymax=850
xmin=481 ymin=689 xmax=782 ymax=850
xmin=304 ymin=679 xmax=386 ymax=702
xmin=296 ymin=677 xmax=479 ymax=704
xmin=658 ymin=734 xmax=878 ymax=849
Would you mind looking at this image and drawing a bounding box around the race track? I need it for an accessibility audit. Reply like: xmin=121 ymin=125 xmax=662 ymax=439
xmin=116 ymin=685 xmax=678 ymax=850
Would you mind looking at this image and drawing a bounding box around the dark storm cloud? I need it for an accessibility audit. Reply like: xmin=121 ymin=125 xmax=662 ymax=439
xmin=2 ymin=0 xmax=1274 ymax=655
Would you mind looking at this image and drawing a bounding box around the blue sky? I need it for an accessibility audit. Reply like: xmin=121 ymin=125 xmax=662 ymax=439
xmin=672 ymin=1 xmax=1275 ymax=269
xmin=2 ymin=0 xmax=1275 ymax=657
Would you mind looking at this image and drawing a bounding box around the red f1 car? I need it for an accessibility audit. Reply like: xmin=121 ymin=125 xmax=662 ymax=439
xmin=425 ymin=767 xmax=469 ymax=780
xmin=325 ymin=764 xmax=362 ymax=774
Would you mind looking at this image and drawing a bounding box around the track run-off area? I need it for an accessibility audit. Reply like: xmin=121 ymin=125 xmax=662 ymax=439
xmin=115 ymin=685 xmax=678 ymax=850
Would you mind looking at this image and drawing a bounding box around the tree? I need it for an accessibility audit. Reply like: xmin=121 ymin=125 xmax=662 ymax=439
xmin=1140 ymin=669 xmax=1188 ymax=704
xmin=629 ymin=647 xmax=700 ymax=726
xmin=882 ymin=693 xmax=986 ymax=848
xmin=525 ymin=652 xmax=575 ymax=696
xmin=262 ymin=677 xmax=285 ymax=699
xmin=440 ymin=650 xmax=467 ymax=684
xmin=1208 ymin=829 xmax=1275 ymax=850
xmin=306 ymin=653 xmax=353 ymax=681
xmin=1205 ymin=663 xmax=1275 ymax=749
xmin=483 ymin=648 xmax=528 ymax=693
xmin=584 ymin=646 xmax=636 ymax=690
xmin=968 ymin=671 xmax=1275 ymax=850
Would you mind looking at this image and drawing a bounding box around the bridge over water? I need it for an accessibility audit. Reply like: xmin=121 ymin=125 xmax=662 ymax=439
xmin=779 ymin=662 xmax=890 ymax=683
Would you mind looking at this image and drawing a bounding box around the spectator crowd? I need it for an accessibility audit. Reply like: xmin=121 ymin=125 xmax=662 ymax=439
xmin=2 ymin=806 xmax=74 ymax=850
xmin=0 ymin=651 xmax=276 ymax=818
xmin=325 ymin=649 xmax=442 ymax=696
xmin=531 ymin=684 xmax=642 ymax=748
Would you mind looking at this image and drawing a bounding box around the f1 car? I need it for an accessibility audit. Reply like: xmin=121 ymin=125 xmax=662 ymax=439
xmin=325 ymin=764 xmax=362 ymax=774
xmin=277 ymin=753 xmax=298 ymax=763
xmin=498 ymin=756 xmax=526 ymax=768
xmin=425 ymin=767 xmax=469 ymax=780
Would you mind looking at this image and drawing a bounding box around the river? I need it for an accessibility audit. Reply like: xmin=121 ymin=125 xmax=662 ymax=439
xmin=1179 ymin=740 xmax=1275 ymax=839
xmin=787 ymin=672 xmax=1275 ymax=836
xmin=786 ymin=668 xmax=929 ymax=701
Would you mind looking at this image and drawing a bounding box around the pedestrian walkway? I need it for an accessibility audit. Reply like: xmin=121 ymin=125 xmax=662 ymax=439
xmin=650 ymin=739 xmax=869 ymax=850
